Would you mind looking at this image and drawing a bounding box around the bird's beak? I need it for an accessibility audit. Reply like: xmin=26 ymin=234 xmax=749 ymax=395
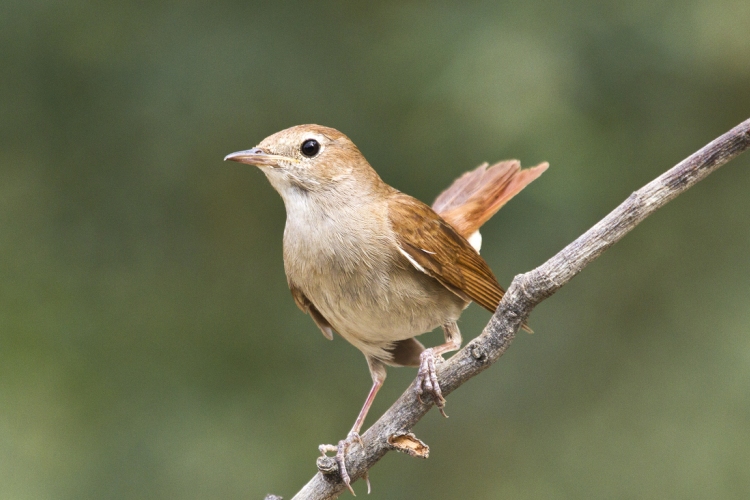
xmin=224 ymin=148 xmax=297 ymax=167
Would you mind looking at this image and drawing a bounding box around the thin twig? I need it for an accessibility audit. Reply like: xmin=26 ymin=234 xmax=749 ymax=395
xmin=284 ymin=118 xmax=750 ymax=500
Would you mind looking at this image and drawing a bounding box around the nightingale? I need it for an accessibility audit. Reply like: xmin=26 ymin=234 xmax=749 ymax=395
xmin=225 ymin=125 xmax=547 ymax=493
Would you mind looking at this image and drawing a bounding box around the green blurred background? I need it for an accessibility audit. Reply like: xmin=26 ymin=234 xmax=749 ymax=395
xmin=2 ymin=1 xmax=749 ymax=498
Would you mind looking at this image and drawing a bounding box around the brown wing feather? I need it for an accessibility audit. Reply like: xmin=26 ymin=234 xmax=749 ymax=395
xmin=433 ymin=160 xmax=548 ymax=238
xmin=388 ymin=193 xmax=505 ymax=313
xmin=289 ymin=283 xmax=335 ymax=340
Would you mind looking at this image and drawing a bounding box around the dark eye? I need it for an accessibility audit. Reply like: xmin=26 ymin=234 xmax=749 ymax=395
xmin=300 ymin=139 xmax=320 ymax=157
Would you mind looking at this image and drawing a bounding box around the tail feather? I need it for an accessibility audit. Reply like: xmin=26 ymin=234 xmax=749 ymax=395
xmin=433 ymin=160 xmax=548 ymax=239
xmin=433 ymin=160 xmax=547 ymax=334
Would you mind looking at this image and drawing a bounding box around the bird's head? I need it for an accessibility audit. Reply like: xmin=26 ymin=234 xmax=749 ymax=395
xmin=225 ymin=124 xmax=380 ymax=197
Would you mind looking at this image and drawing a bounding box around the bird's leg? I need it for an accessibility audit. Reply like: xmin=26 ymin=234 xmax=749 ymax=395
xmin=416 ymin=321 xmax=462 ymax=417
xmin=319 ymin=357 xmax=385 ymax=495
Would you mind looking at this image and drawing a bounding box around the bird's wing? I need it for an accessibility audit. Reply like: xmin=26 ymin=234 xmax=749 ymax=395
xmin=387 ymin=193 xmax=505 ymax=313
xmin=289 ymin=282 xmax=334 ymax=340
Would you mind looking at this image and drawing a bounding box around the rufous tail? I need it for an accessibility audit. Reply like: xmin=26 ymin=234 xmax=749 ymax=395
xmin=432 ymin=160 xmax=548 ymax=334
xmin=432 ymin=160 xmax=548 ymax=239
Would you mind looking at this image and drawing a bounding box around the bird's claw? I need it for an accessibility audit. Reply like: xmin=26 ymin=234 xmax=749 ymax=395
xmin=363 ymin=471 xmax=371 ymax=494
xmin=319 ymin=431 xmax=365 ymax=495
xmin=416 ymin=348 xmax=448 ymax=418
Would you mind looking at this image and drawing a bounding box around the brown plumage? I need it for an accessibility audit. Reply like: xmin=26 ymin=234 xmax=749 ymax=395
xmin=224 ymin=124 xmax=547 ymax=492
xmin=433 ymin=160 xmax=548 ymax=238
xmin=389 ymin=193 xmax=504 ymax=313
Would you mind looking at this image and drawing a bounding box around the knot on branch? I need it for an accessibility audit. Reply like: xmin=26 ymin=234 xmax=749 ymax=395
xmin=469 ymin=342 xmax=487 ymax=363
xmin=316 ymin=456 xmax=339 ymax=475
xmin=505 ymin=271 xmax=546 ymax=307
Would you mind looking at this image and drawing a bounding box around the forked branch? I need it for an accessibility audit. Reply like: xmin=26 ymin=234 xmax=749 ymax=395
xmin=282 ymin=118 xmax=750 ymax=500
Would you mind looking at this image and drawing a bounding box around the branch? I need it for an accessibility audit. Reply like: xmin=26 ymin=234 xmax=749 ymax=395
xmin=285 ymin=118 xmax=750 ymax=500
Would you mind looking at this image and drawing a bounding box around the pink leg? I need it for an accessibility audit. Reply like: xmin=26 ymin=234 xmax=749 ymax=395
xmin=319 ymin=357 xmax=386 ymax=495
xmin=350 ymin=374 xmax=383 ymax=436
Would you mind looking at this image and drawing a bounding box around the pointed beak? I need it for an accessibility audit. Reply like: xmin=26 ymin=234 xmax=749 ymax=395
xmin=224 ymin=148 xmax=296 ymax=167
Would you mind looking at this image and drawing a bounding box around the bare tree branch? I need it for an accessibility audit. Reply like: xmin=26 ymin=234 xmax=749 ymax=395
xmin=284 ymin=118 xmax=750 ymax=500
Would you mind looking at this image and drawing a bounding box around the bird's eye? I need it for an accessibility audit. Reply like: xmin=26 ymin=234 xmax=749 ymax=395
xmin=300 ymin=139 xmax=320 ymax=157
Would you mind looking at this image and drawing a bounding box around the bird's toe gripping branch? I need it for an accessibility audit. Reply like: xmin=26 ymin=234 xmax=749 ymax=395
xmin=318 ymin=431 xmax=367 ymax=495
xmin=415 ymin=348 xmax=448 ymax=417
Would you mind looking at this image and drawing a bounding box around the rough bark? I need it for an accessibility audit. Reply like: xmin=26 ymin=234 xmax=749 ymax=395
xmin=278 ymin=118 xmax=750 ymax=500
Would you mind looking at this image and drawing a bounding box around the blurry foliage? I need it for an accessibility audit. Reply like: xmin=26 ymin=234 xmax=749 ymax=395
xmin=1 ymin=1 xmax=749 ymax=498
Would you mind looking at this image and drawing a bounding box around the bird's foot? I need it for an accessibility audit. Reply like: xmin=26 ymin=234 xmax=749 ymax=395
xmin=416 ymin=348 xmax=448 ymax=417
xmin=319 ymin=431 xmax=366 ymax=495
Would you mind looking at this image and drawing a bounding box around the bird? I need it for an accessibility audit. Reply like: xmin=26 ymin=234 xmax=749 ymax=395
xmin=224 ymin=125 xmax=547 ymax=493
